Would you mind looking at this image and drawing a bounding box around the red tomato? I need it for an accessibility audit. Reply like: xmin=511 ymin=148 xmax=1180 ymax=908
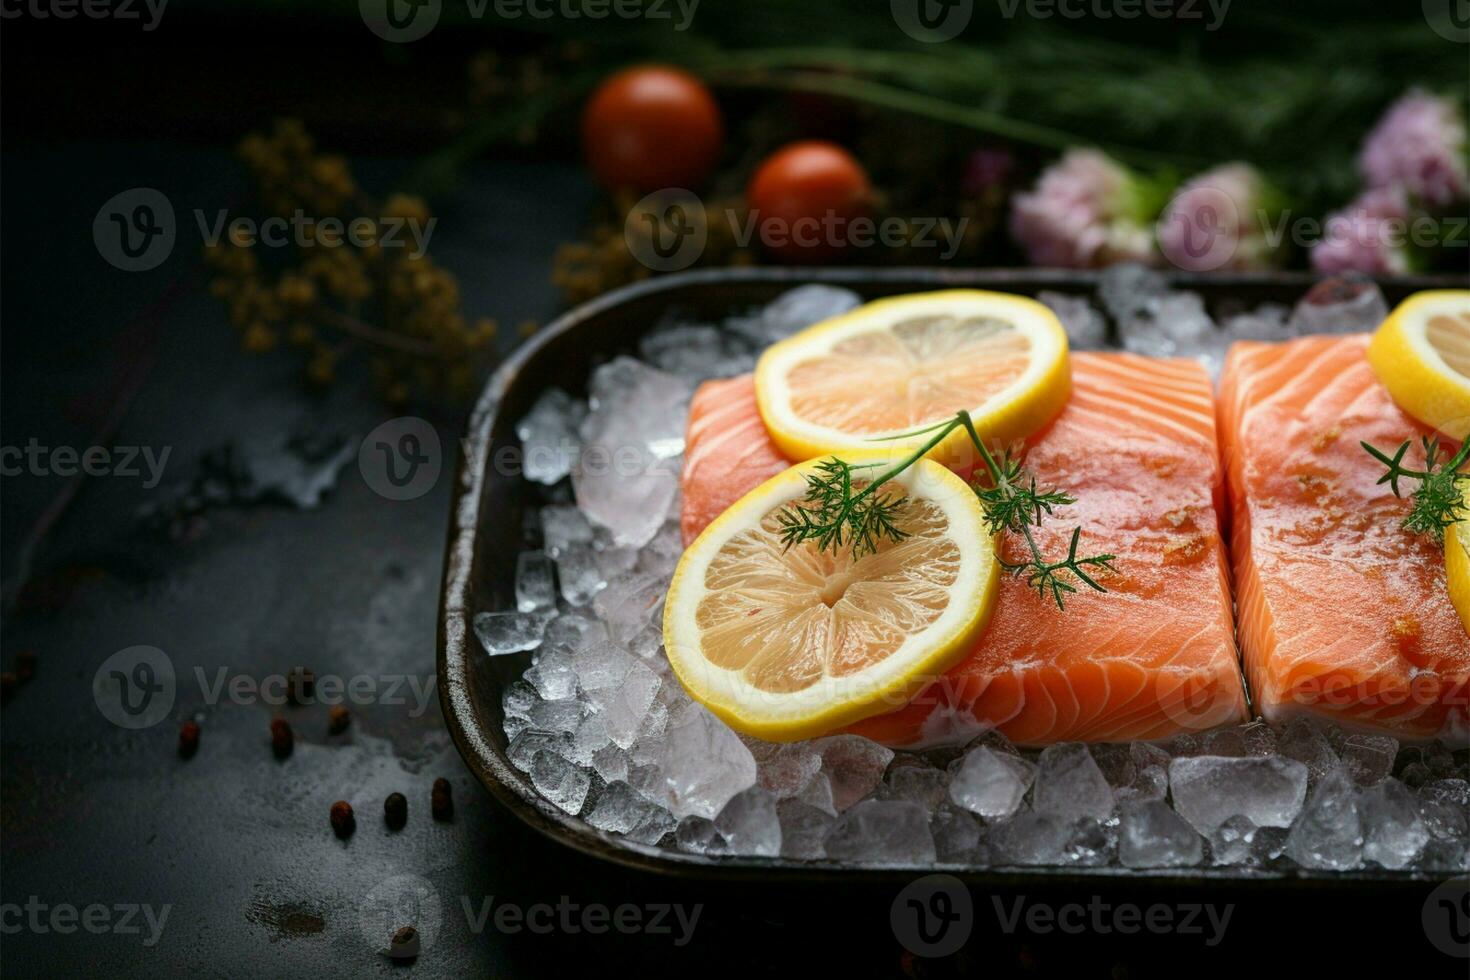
xmin=745 ymin=141 xmax=873 ymax=263
xmin=581 ymin=66 xmax=723 ymax=193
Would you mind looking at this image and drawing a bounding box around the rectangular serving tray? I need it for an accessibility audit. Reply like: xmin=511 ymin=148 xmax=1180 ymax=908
xmin=437 ymin=267 xmax=1463 ymax=891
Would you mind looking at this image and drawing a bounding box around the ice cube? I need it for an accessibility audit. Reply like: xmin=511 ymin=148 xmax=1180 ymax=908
xmin=525 ymin=647 xmax=579 ymax=701
xmin=1418 ymin=837 xmax=1469 ymax=871
xmin=1201 ymin=727 xmax=1247 ymax=758
xmin=777 ymin=799 xmax=836 ymax=860
xmin=1339 ymin=733 xmax=1397 ymax=787
xmin=507 ymin=730 xmax=572 ymax=772
xmin=1064 ymin=818 xmax=1118 ymax=867
xmin=758 ymin=743 xmax=824 ymax=799
xmin=516 ymin=388 xmax=586 ymax=485
xmin=638 ymin=323 xmax=752 ymax=383
xmin=514 ymin=551 xmax=557 ymax=613
xmin=1039 ymin=290 xmax=1109 ymax=350
xmin=1098 ymin=263 xmax=1168 ymax=321
xmin=592 ymin=572 xmax=666 ymax=643
xmin=1168 ymin=755 xmax=1308 ymax=834
xmin=822 ymin=800 xmax=936 ymax=865
xmin=1359 ymin=780 xmax=1429 ymax=869
xmin=574 ymin=357 xmax=691 ymax=548
xmin=569 ymin=713 xmax=609 ymax=765
xmin=529 ymin=750 xmax=590 ymax=814
xmin=584 ymin=655 xmax=660 ymax=749
xmin=989 ymin=812 xmax=1069 ymax=866
xmin=1222 ymin=304 xmax=1292 ymax=343
xmin=1209 ymin=814 xmax=1259 ymax=866
xmin=528 ymin=697 xmax=587 ymax=735
xmin=931 ymin=803 xmax=982 ymax=863
xmin=591 ymin=743 xmax=629 ymax=784
xmin=949 ymin=746 xmax=1036 ymax=820
xmin=715 ymin=788 xmax=782 ymax=857
xmin=540 ymin=611 xmax=607 ymax=653
xmin=1118 ymin=800 xmax=1203 ymax=868
xmin=1284 ymin=769 xmax=1363 ymax=870
xmin=728 ymin=285 xmax=862 ymax=347
xmin=625 ymin=806 xmax=676 ymax=845
xmin=586 ymin=780 xmax=662 ymax=835
xmin=652 ymin=703 xmax=758 ymax=820
xmin=797 ymin=772 xmax=838 ymax=817
xmin=540 ymin=504 xmax=594 ymax=558
xmin=502 ymin=679 xmax=538 ymax=722
xmin=879 ymin=762 xmax=950 ymax=811
xmin=1033 ymin=744 xmax=1114 ymax=822
xmin=555 ymin=544 xmax=605 ymax=606
xmin=1288 ymin=276 xmax=1389 ymax=336
xmin=1277 ymin=718 xmax=1339 ymax=784
xmin=674 ymin=816 xmax=727 ymax=855
xmin=1240 ymin=720 xmax=1278 ymax=757
xmin=809 ymin=735 xmax=894 ymax=811
xmin=474 ymin=610 xmax=553 ymax=656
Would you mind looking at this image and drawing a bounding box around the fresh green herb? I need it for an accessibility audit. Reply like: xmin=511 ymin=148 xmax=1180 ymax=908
xmin=776 ymin=410 xmax=1115 ymax=610
xmin=1362 ymin=436 xmax=1470 ymax=542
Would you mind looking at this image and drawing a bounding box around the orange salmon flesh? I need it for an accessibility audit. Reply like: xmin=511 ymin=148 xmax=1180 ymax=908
xmin=1219 ymin=334 xmax=1470 ymax=741
xmin=681 ymin=352 xmax=1249 ymax=746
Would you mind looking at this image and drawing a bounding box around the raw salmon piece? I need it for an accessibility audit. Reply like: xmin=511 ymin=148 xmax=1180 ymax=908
xmin=680 ymin=375 xmax=792 ymax=547
xmin=681 ymin=354 xmax=1248 ymax=746
xmin=1219 ymin=334 xmax=1470 ymax=741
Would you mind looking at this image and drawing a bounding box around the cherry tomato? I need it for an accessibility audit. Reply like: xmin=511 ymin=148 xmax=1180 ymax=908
xmin=581 ymin=65 xmax=723 ymax=193
xmin=745 ymin=141 xmax=873 ymax=263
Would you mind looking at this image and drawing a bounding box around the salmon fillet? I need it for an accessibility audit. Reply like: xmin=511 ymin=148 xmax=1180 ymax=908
xmin=680 ymin=375 xmax=793 ymax=546
xmin=1219 ymin=334 xmax=1470 ymax=741
xmin=681 ymin=353 xmax=1248 ymax=746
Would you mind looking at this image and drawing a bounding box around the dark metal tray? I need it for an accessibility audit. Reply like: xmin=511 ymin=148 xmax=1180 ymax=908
xmin=437 ymin=267 xmax=1462 ymax=891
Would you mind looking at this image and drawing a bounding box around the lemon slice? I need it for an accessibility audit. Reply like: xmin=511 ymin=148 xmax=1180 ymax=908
xmin=1447 ymin=485 xmax=1470 ymax=636
xmin=1367 ymin=290 xmax=1470 ymax=440
xmin=754 ymin=290 xmax=1072 ymax=462
xmin=663 ymin=452 xmax=998 ymax=741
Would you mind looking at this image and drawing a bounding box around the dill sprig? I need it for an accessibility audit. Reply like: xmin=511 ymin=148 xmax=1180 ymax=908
xmin=1362 ymin=436 xmax=1470 ymax=542
xmin=777 ymin=410 xmax=1115 ymax=610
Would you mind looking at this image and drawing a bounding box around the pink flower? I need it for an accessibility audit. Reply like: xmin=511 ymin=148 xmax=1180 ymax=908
xmin=1009 ymin=149 xmax=1155 ymax=268
xmin=1157 ymin=163 xmax=1279 ymax=272
xmin=1310 ymin=186 xmax=1412 ymax=276
xmin=1359 ymin=89 xmax=1468 ymax=208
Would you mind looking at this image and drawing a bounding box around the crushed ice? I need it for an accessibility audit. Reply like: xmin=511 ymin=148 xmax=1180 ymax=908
xmin=484 ymin=281 xmax=1469 ymax=871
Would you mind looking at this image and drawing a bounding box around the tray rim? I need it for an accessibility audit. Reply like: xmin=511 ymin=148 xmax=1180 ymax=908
xmin=437 ymin=266 xmax=1465 ymax=887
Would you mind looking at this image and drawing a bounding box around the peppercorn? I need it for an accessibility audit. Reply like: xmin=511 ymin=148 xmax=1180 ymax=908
xmin=384 ymin=792 xmax=407 ymax=830
xmin=15 ymin=650 xmax=36 ymax=683
xmin=286 ymin=666 xmax=315 ymax=705
xmin=178 ymin=720 xmax=200 ymax=759
xmin=389 ymin=925 xmax=420 ymax=960
xmin=270 ymin=716 xmax=293 ymax=759
xmin=431 ymin=777 xmax=453 ymax=821
xmin=328 ymin=705 xmax=350 ymax=734
xmin=330 ymin=800 xmax=355 ymax=839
